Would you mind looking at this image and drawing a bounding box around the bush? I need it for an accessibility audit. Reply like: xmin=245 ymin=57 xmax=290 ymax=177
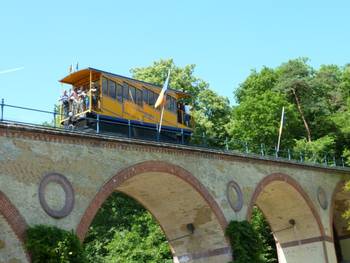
xmin=225 ymin=220 xmax=264 ymax=263
xmin=25 ymin=225 xmax=85 ymax=263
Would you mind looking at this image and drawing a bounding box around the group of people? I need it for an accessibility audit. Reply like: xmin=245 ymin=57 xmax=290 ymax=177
xmin=59 ymin=84 xmax=99 ymax=119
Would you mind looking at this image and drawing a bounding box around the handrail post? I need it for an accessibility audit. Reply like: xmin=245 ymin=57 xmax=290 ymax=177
xmin=96 ymin=114 xmax=100 ymax=134
xmin=0 ymin=98 xmax=4 ymax=121
xmin=156 ymin=124 xmax=160 ymax=142
xmin=181 ymin=128 xmax=184 ymax=145
xmin=202 ymin=132 xmax=207 ymax=147
xmin=128 ymin=120 xmax=131 ymax=138
xmin=53 ymin=106 xmax=57 ymax=128
xmin=275 ymin=146 xmax=278 ymax=158
xmin=260 ymin=144 xmax=264 ymax=156
xmin=287 ymin=149 xmax=291 ymax=160
xmin=225 ymin=137 xmax=229 ymax=151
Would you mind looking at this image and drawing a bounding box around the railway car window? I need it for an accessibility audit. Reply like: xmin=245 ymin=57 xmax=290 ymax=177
xmin=108 ymin=80 xmax=116 ymax=99
xmin=136 ymin=88 xmax=143 ymax=106
xmin=149 ymin=91 xmax=156 ymax=106
xmin=143 ymin=89 xmax=149 ymax=104
xmin=171 ymin=97 xmax=176 ymax=113
xmin=129 ymin=86 xmax=136 ymax=103
xmin=116 ymin=84 xmax=123 ymax=102
xmin=166 ymin=95 xmax=171 ymax=111
xmin=122 ymin=83 xmax=129 ymax=101
xmin=102 ymin=77 xmax=108 ymax=96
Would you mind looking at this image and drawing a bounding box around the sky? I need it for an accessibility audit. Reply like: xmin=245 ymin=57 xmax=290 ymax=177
xmin=1 ymin=0 xmax=350 ymax=123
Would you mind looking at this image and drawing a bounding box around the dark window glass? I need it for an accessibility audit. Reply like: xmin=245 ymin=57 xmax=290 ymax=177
xmin=102 ymin=77 xmax=108 ymax=96
xmin=143 ymin=89 xmax=149 ymax=104
xmin=116 ymin=84 xmax=123 ymax=102
xmin=149 ymin=91 xmax=156 ymax=106
xmin=166 ymin=95 xmax=171 ymax=111
xmin=108 ymin=80 xmax=116 ymax=99
xmin=122 ymin=83 xmax=129 ymax=100
xmin=172 ymin=97 xmax=177 ymax=113
xmin=136 ymin=88 xmax=143 ymax=106
xmin=169 ymin=96 xmax=173 ymax=112
xmin=129 ymin=86 xmax=136 ymax=103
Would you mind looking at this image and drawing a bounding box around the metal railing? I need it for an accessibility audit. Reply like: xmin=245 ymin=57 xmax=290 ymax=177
xmin=0 ymin=99 xmax=348 ymax=168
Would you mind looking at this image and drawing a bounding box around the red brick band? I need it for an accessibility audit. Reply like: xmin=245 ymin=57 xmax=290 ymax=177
xmin=176 ymin=246 xmax=231 ymax=261
xmin=281 ymin=235 xmax=333 ymax=248
xmin=0 ymin=191 xmax=30 ymax=261
xmin=76 ymin=160 xmax=228 ymax=242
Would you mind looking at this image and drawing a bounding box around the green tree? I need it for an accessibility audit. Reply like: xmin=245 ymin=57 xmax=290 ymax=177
xmin=225 ymin=220 xmax=264 ymax=263
xmin=131 ymin=58 xmax=208 ymax=106
xmin=192 ymin=88 xmax=231 ymax=145
xmin=83 ymin=192 xmax=172 ymax=262
xmin=105 ymin=212 xmax=172 ymax=263
xmin=226 ymin=91 xmax=301 ymax=153
xmin=275 ymin=58 xmax=314 ymax=142
xmin=235 ymin=67 xmax=278 ymax=104
xmin=251 ymin=207 xmax=278 ymax=263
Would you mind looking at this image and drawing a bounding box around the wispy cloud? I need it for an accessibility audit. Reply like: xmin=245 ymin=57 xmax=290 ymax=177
xmin=0 ymin=67 xmax=24 ymax=75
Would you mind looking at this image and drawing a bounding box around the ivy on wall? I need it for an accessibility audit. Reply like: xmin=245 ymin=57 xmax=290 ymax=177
xmin=25 ymin=225 xmax=85 ymax=263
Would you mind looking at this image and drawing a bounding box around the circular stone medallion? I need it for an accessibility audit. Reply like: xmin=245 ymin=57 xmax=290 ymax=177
xmin=226 ymin=180 xmax=243 ymax=212
xmin=317 ymin=186 xmax=328 ymax=210
xmin=39 ymin=173 xmax=75 ymax=218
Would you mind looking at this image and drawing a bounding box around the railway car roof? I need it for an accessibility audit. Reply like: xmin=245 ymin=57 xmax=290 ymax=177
xmin=60 ymin=67 xmax=191 ymax=99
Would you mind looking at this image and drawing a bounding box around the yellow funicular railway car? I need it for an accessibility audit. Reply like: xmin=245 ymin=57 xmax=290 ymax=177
xmin=59 ymin=68 xmax=193 ymax=141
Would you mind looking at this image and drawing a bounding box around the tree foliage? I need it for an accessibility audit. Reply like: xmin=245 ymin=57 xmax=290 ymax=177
xmin=251 ymin=207 xmax=278 ymax=263
xmin=225 ymin=220 xmax=265 ymax=263
xmin=227 ymin=91 xmax=301 ymax=152
xmin=83 ymin=192 xmax=172 ymax=263
xmin=130 ymin=58 xmax=208 ymax=106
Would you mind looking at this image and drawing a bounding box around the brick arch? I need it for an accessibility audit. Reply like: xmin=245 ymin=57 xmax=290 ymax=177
xmin=246 ymin=173 xmax=325 ymax=235
xmin=76 ymin=160 xmax=228 ymax=241
xmin=246 ymin=173 xmax=330 ymax=262
xmin=0 ymin=191 xmax=29 ymax=261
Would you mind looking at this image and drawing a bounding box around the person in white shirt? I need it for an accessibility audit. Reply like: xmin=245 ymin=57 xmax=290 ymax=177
xmin=184 ymin=103 xmax=191 ymax=126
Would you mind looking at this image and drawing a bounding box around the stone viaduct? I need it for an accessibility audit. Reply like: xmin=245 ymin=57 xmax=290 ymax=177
xmin=0 ymin=122 xmax=350 ymax=263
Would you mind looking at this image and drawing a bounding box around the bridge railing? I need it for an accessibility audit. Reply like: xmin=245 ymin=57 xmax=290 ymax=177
xmin=0 ymin=99 xmax=348 ymax=168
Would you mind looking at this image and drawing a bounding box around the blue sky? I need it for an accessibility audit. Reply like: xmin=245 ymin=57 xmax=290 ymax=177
xmin=1 ymin=0 xmax=349 ymax=123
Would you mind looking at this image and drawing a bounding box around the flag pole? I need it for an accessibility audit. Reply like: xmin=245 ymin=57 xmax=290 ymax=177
xmin=158 ymin=104 xmax=165 ymax=133
xmin=277 ymin=106 xmax=285 ymax=153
